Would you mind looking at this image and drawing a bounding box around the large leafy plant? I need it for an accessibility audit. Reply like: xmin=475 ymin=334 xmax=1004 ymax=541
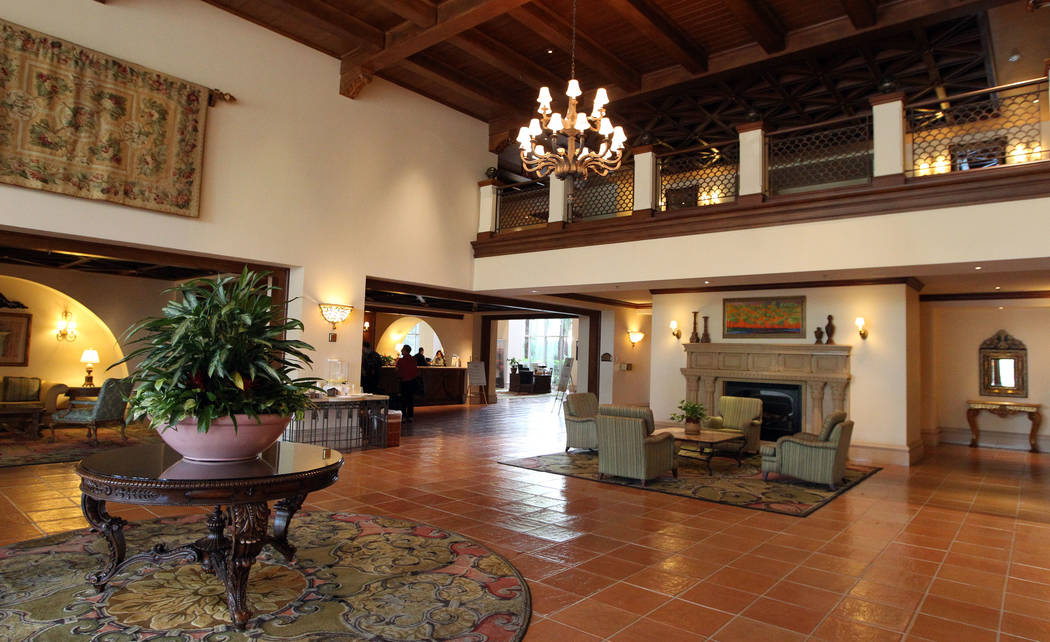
xmin=114 ymin=269 xmax=319 ymax=433
xmin=669 ymin=399 xmax=706 ymax=423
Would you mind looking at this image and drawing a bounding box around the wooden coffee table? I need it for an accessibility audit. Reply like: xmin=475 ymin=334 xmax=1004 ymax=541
xmin=654 ymin=427 xmax=748 ymax=475
xmin=0 ymin=405 xmax=43 ymax=439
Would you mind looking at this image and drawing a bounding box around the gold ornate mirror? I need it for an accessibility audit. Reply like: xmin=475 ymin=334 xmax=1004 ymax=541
xmin=979 ymin=330 xmax=1027 ymax=397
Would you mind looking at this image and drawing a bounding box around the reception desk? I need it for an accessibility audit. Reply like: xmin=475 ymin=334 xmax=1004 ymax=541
xmin=378 ymin=366 xmax=467 ymax=406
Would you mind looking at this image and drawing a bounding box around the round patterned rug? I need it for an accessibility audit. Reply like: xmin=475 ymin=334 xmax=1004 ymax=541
xmin=0 ymin=511 xmax=531 ymax=640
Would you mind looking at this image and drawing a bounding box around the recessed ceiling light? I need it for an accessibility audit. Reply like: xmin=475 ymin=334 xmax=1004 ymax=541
xmin=546 ymin=48 xmax=553 ymax=54
xmin=1008 ymin=49 xmax=1022 ymax=63
xmin=998 ymin=306 xmax=1005 ymax=310
xmin=995 ymin=286 xmax=1001 ymax=290
xmin=974 ymin=266 xmax=982 ymax=270
xmin=704 ymin=280 xmax=710 ymax=284
xmin=531 ymin=290 xmax=538 ymax=293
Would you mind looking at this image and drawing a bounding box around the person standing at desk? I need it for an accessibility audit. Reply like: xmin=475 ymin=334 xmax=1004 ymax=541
xmin=432 ymin=350 xmax=446 ymax=366
xmin=414 ymin=347 xmax=429 ymax=366
xmin=397 ymin=345 xmax=419 ymax=422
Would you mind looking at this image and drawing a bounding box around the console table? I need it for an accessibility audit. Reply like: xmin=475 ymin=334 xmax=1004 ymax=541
xmin=966 ymin=400 xmax=1042 ymax=453
xmin=76 ymin=442 xmax=343 ymax=629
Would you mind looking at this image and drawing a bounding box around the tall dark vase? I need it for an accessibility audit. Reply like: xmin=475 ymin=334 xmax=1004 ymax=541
xmin=689 ymin=311 xmax=700 ymax=343
xmin=824 ymin=315 xmax=836 ymax=345
xmin=700 ymin=315 xmax=711 ymax=343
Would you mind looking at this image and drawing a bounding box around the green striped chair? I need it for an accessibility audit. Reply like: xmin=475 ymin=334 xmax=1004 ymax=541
xmin=702 ymin=396 xmax=763 ymax=453
xmin=564 ymin=393 xmax=599 ymax=451
xmin=760 ymin=411 xmax=854 ymax=490
xmin=596 ymin=405 xmax=677 ymax=485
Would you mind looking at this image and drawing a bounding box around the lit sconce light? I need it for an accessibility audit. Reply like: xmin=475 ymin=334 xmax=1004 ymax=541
xmin=318 ymin=303 xmax=353 ymax=342
xmin=670 ymin=320 xmax=682 ymax=340
xmin=627 ymin=330 xmax=645 ymax=347
xmin=855 ymin=317 xmax=868 ymax=340
xmin=56 ymin=310 xmax=77 ymax=342
xmin=363 ymin=320 xmax=371 ymax=331
xmin=80 ymin=348 xmax=100 ymax=387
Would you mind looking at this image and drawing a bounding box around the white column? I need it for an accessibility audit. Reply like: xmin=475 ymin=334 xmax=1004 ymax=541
xmin=477 ymin=180 xmax=497 ymax=234
xmin=632 ymin=146 xmax=657 ymax=212
xmin=548 ymin=177 xmax=569 ymax=224
xmin=737 ymin=123 xmax=766 ymax=197
xmin=870 ymin=93 xmax=906 ymax=178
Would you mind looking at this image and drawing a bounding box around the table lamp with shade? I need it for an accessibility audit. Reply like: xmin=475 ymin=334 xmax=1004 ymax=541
xmin=80 ymin=348 xmax=100 ymax=387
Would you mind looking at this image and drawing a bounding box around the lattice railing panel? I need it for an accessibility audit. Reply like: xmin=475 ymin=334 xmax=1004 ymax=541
xmin=907 ymin=86 xmax=1046 ymax=176
xmin=768 ymin=116 xmax=872 ymax=194
xmin=658 ymin=144 xmax=739 ymax=210
xmin=571 ymin=160 xmax=634 ymax=220
xmin=496 ymin=182 xmax=549 ymax=232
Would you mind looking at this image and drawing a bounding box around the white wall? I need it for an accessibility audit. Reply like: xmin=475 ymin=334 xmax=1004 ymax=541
xmin=0 ymin=0 xmax=492 ymax=385
xmin=925 ymin=300 xmax=1050 ymax=449
xmin=612 ymin=307 xmax=652 ymax=406
xmin=651 ymin=285 xmax=914 ymax=462
xmin=373 ymin=313 xmax=473 ymax=365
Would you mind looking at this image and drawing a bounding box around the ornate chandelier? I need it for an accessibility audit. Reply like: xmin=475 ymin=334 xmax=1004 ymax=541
xmin=516 ymin=0 xmax=626 ymax=180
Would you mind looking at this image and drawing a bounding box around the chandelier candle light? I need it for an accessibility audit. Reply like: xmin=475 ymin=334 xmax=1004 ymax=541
xmin=516 ymin=0 xmax=626 ymax=180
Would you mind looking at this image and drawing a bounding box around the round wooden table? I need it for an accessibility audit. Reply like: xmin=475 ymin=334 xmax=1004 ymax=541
xmin=75 ymin=442 xmax=343 ymax=629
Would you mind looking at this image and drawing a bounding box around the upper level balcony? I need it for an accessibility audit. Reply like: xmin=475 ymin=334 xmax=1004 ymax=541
xmin=475 ymin=77 xmax=1050 ymax=258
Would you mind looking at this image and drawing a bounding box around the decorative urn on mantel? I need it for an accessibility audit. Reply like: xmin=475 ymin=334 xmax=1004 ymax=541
xmin=114 ymin=269 xmax=320 ymax=462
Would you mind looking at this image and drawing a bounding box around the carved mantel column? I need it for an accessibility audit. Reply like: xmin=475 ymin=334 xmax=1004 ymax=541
xmin=807 ymin=381 xmax=827 ymax=433
xmin=828 ymin=381 xmax=848 ymax=413
xmin=684 ymin=374 xmax=700 ymax=404
xmin=701 ymin=377 xmax=718 ymax=413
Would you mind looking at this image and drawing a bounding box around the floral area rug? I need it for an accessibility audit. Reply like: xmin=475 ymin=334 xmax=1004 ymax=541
xmin=500 ymin=451 xmax=879 ymax=517
xmin=0 ymin=511 xmax=530 ymax=641
xmin=0 ymin=421 xmax=161 ymax=468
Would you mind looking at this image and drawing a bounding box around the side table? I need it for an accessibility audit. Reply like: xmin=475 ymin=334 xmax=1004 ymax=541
xmin=75 ymin=442 xmax=343 ymax=629
xmin=966 ymin=400 xmax=1042 ymax=453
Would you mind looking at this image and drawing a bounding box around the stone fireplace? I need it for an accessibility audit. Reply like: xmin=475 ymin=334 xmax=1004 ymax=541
xmin=723 ymin=380 xmax=803 ymax=441
xmin=681 ymin=343 xmax=851 ymax=434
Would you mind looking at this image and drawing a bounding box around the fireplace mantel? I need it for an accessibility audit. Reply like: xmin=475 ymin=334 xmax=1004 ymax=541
xmin=681 ymin=343 xmax=851 ymax=434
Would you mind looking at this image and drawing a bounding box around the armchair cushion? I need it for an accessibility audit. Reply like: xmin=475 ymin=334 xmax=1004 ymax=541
xmin=565 ymin=393 xmax=598 ymax=419
xmin=596 ymin=412 xmax=676 ymax=483
xmin=761 ymin=415 xmax=855 ymax=489
xmin=708 ymin=396 xmax=763 ymax=453
xmin=564 ymin=393 xmax=599 ymax=450
xmin=819 ymin=411 xmax=848 ymax=441
xmin=2 ymin=376 xmax=40 ymax=402
xmin=600 ymin=404 xmax=655 ymax=435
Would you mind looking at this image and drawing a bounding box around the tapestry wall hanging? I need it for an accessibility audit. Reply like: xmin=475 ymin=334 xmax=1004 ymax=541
xmin=723 ymin=296 xmax=806 ymax=339
xmin=0 ymin=312 xmax=31 ymax=367
xmin=0 ymin=18 xmax=209 ymax=217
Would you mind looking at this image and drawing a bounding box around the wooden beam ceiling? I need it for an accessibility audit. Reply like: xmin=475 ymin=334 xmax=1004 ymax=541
xmin=719 ymin=0 xmax=786 ymax=54
xmin=839 ymin=0 xmax=878 ymax=28
xmin=374 ymin=0 xmax=437 ymax=28
xmin=604 ymin=0 xmax=707 ymax=73
xmin=450 ymin=30 xmax=563 ymax=91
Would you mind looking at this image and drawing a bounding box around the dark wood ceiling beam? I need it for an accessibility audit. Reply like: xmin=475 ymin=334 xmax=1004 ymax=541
xmin=839 ymin=0 xmax=878 ymax=28
xmin=283 ymin=0 xmax=385 ymax=49
xmin=450 ymin=30 xmax=564 ymax=91
xmin=340 ymin=0 xmax=532 ymax=98
xmin=508 ymin=4 xmax=641 ymax=91
xmin=720 ymin=0 xmax=785 ymax=53
xmin=604 ymin=0 xmax=707 ymax=73
xmin=398 ymin=53 xmax=517 ymax=114
xmin=374 ymin=0 xmax=437 ymax=28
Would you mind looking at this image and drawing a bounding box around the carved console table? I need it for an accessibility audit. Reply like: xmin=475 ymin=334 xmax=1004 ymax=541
xmin=966 ymin=400 xmax=1042 ymax=453
xmin=76 ymin=442 xmax=343 ymax=629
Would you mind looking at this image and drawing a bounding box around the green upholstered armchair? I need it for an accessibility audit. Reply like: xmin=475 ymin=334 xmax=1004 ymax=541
xmin=596 ymin=405 xmax=677 ymax=485
xmin=760 ymin=411 xmax=854 ymax=490
xmin=702 ymin=396 xmax=763 ymax=453
xmin=50 ymin=378 xmax=133 ymax=444
xmin=564 ymin=392 xmax=599 ymax=451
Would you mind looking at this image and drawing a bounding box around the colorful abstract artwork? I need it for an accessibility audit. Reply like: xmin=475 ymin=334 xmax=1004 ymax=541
xmin=723 ymin=296 xmax=805 ymax=338
xmin=0 ymin=19 xmax=208 ymax=217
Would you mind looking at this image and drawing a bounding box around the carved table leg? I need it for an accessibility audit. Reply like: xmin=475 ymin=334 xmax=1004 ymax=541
xmin=1029 ymin=410 xmax=1042 ymax=453
xmin=966 ymin=408 xmax=981 ymax=448
xmin=270 ymin=493 xmax=305 ymax=562
xmin=81 ymin=495 xmax=127 ymax=591
xmin=212 ymin=503 xmax=269 ymax=630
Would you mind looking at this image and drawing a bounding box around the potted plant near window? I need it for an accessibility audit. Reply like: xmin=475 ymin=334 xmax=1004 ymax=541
xmin=670 ymin=400 xmax=706 ymax=435
xmin=113 ymin=270 xmax=319 ymax=462
xmin=509 ymin=357 xmax=519 ymax=373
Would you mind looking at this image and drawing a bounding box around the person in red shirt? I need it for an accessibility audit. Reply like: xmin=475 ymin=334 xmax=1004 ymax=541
xmin=396 ymin=344 xmax=419 ymax=422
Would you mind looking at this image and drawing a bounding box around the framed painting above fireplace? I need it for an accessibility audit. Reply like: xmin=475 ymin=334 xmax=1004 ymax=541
xmin=723 ymin=296 xmax=805 ymax=339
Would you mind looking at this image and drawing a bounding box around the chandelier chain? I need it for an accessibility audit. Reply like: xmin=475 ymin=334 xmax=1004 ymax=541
xmin=570 ymin=0 xmax=576 ymax=79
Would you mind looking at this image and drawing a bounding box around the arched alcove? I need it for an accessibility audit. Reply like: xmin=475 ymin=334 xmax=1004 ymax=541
xmin=0 ymin=275 xmax=127 ymax=385
xmin=376 ymin=316 xmax=445 ymax=359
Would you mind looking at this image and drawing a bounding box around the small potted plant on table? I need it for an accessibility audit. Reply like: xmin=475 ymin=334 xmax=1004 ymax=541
xmin=114 ymin=269 xmax=319 ymax=462
xmin=670 ymin=400 xmax=707 ymax=435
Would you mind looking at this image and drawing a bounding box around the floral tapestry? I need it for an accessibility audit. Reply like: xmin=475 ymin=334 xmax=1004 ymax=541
xmin=0 ymin=19 xmax=208 ymax=217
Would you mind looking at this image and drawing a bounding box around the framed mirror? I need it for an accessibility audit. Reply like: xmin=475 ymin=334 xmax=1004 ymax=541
xmin=979 ymin=330 xmax=1027 ymax=397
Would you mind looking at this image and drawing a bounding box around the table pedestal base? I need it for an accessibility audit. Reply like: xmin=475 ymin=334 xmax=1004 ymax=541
xmin=82 ymin=498 xmax=304 ymax=630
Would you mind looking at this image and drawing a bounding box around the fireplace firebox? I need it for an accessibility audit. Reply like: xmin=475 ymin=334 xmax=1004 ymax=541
xmin=723 ymin=381 xmax=803 ymax=442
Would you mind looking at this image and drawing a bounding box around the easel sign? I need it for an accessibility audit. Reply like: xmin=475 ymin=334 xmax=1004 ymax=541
xmin=467 ymin=361 xmax=488 ymax=404
xmin=552 ymin=357 xmax=574 ymax=411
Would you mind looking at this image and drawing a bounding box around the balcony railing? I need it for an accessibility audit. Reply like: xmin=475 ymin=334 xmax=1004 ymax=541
xmin=906 ymin=79 xmax=1048 ymax=176
xmin=495 ymin=179 xmax=548 ymax=232
xmin=657 ymin=141 xmax=739 ymax=210
xmin=570 ymin=158 xmax=634 ymax=221
xmin=768 ymin=114 xmax=873 ymax=195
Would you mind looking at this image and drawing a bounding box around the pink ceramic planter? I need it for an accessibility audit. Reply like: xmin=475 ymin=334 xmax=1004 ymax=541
xmin=158 ymin=414 xmax=290 ymax=462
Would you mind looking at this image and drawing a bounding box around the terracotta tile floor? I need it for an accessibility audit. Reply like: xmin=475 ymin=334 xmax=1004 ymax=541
xmin=2 ymin=395 xmax=1050 ymax=641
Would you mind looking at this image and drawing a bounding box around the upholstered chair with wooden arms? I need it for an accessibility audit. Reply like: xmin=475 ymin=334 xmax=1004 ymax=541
xmin=702 ymin=396 xmax=763 ymax=453
xmin=50 ymin=377 xmax=133 ymax=444
xmin=760 ymin=411 xmax=854 ymax=490
xmin=564 ymin=392 xmax=600 ymax=451
xmin=596 ymin=406 xmax=677 ymax=485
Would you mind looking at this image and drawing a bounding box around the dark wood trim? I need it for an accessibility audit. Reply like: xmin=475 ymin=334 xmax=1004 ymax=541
xmin=550 ymin=293 xmax=652 ymax=309
xmin=869 ymin=91 xmax=907 ymax=106
xmin=651 ymin=276 xmax=924 ymax=295
xmin=871 ymin=173 xmax=906 ymax=187
xmin=478 ymin=179 xmax=499 ymax=187
xmin=631 ymin=208 xmax=655 ymax=218
xmin=547 ymin=221 xmax=566 ymax=231
xmin=473 ymin=161 xmax=1050 ymax=258
xmin=735 ymin=121 xmax=764 ymax=133
xmin=366 ymin=277 xmax=603 ymax=317
xmin=920 ymin=290 xmax=1050 ymax=302
xmin=839 ymin=0 xmax=877 ymax=28
xmin=736 ymin=193 xmax=765 ymax=206
xmin=365 ymin=305 xmax=465 ymax=320
xmin=633 ymin=144 xmax=656 ymax=155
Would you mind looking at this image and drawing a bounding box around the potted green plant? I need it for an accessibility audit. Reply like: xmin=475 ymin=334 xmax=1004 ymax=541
xmin=509 ymin=357 xmax=519 ymax=373
xmin=113 ymin=269 xmax=319 ymax=462
xmin=669 ymin=400 xmax=706 ymax=435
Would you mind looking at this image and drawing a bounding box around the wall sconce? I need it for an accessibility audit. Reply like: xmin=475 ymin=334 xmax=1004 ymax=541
xmin=669 ymin=320 xmax=681 ymax=340
xmin=855 ymin=317 xmax=868 ymax=340
xmin=627 ymin=330 xmax=645 ymax=347
xmin=80 ymin=348 xmax=99 ymax=387
xmin=56 ymin=310 xmax=77 ymax=342
xmin=318 ymin=303 xmax=353 ymax=342
xmin=363 ymin=320 xmax=370 ymax=331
